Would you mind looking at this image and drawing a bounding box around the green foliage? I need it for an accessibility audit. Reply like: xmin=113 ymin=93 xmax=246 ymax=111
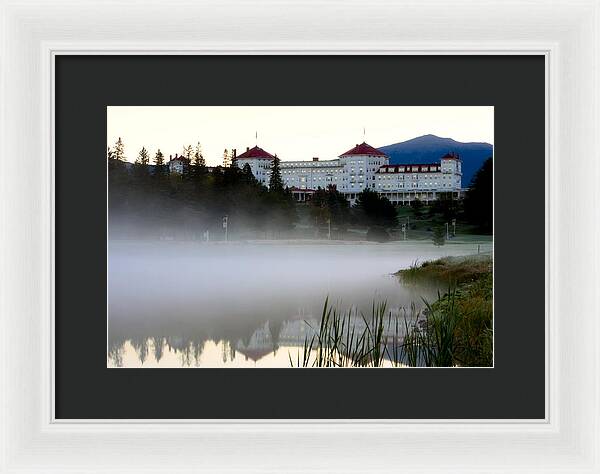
xmin=113 ymin=137 xmax=125 ymax=161
xmin=398 ymin=256 xmax=493 ymax=367
xmin=222 ymin=149 xmax=231 ymax=167
xmin=290 ymin=298 xmax=392 ymax=368
xmin=154 ymin=149 xmax=164 ymax=166
xmin=193 ymin=142 xmax=205 ymax=169
xmin=241 ymin=163 xmax=257 ymax=184
xmin=309 ymin=185 xmax=351 ymax=238
xmin=290 ymin=277 xmax=493 ymax=368
xmin=135 ymin=147 xmax=150 ymax=165
xmin=268 ymin=154 xmax=284 ymax=193
xmin=108 ymin=156 xmax=298 ymax=240
xmin=182 ymin=144 xmax=193 ymax=161
xmin=398 ymin=255 xmax=492 ymax=286
xmin=429 ymin=192 xmax=460 ymax=221
xmin=464 ymin=157 xmax=493 ymax=233
xmin=355 ymin=188 xmax=397 ymax=228
xmin=432 ymin=225 xmax=445 ymax=246
xmin=410 ymin=198 xmax=424 ymax=217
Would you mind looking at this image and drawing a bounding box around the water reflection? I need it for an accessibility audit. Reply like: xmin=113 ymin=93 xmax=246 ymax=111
xmin=107 ymin=241 xmax=491 ymax=368
xmin=108 ymin=315 xmax=417 ymax=368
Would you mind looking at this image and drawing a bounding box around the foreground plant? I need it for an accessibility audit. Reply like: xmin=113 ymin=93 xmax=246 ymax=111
xmin=291 ymin=254 xmax=493 ymax=368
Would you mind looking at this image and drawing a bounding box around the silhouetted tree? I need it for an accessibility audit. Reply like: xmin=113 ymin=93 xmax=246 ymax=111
xmin=430 ymin=192 xmax=459 ymax=220
xmin=182 ymin=144 xmax=193 ymax=161
xmin=411 ymin=198 xmax=424 ymax=217
xmin=355 ymin=188 xmax=397 ymax=228
xmin=268 ymin=154 xmax=284 ymax=193
xmin=193 ymin=142 xmax=206 ymax=170
xmin=464 ymin=157 xmax=493 ymax=233
xmin=310 ymin=185 xmax=350 ymax=237
xmin=113 ymin=137 xmax=125 ymax=161
xmin=135 ymin=147 xmax=150 ymax=165
xmin=242 ymin=163 xmax=258 ymax=185
xmin=432 ymin=225 xmax=446 ymax=246
xmin=222 ymin=149 xmax=231 ymax=168
xmin=154 ymin=149 xmax=164 ymax=166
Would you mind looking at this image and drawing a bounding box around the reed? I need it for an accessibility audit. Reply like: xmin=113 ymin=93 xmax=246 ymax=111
xmin=289 ymin=261 xmax=493 ymax=368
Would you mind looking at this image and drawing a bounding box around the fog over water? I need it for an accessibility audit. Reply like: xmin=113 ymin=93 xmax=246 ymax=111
xmin=107 ymin=240 xmax=492 ymax=368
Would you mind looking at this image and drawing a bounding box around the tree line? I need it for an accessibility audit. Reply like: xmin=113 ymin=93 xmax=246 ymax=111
xmin=108 ymin=138 xmax=296 ymax=240
xmin=108 ymin=137 xmax=493 ymax=241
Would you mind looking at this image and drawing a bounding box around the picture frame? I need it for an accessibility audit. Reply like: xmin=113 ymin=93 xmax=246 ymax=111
xmin=1 ymin=0 xmax=598 ymax=472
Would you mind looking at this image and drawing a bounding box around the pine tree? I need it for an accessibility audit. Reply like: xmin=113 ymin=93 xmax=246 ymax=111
xmin=222 ymin=149 xmax=231 ymax=167
xmin=242 ymin=163 xmax=256 ymax=183
xmin=154 ymin=149 xmax=164 ymax=166
xmin=113 ymin=137 xmax=125 ymax=161
xmin=107 ymin=146 xmax=115 ymax=161
xmin=269 ymin=154 xmax=284 ymax=192
xmin=182 ymin=145 xmax=193 ymax=162
xmin=231 ymin=149 xmax=238 ymax=168
xmin=464 ymin=157 xmax=493 ymax=233
xmin=432 ymin=225 xmax=446 ymax=246
xmin=193 ymin=142 xmax=206 ymax=169
xmin=269 ymin=155 xmax=283 ymax=192
xmin=355 ymin=188 xmax=397 ymax=228
xmin=136 ymin=147 xmax=150 ymax=165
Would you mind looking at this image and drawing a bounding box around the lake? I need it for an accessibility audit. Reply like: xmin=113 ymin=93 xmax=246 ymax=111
xmin=107 ymin=239 xmax=492 ymax=368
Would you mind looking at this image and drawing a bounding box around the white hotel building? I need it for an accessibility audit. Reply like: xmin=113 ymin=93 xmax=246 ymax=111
xmin=234 ymin=141 xmax=463 ymax=205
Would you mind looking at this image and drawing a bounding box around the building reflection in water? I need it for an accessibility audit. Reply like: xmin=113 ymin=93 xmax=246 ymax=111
xmin=107 ymin=309 xmax=418 ymax=368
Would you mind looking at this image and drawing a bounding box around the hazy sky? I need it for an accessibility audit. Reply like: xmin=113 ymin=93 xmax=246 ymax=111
xmin=107 ymin=106 xmax=494 ymax=166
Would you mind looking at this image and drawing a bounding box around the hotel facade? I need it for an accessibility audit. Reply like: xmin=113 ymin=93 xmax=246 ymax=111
xmin=234 ymin=141 xmax=463 ymax=205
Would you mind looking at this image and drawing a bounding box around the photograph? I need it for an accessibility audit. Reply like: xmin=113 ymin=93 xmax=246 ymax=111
xmin=107 ymin=106 xmax=494 ymax=368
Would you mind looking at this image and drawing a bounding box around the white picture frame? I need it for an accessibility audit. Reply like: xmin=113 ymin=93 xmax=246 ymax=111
xmin=1 ymin=0 xmax=598 ymax=472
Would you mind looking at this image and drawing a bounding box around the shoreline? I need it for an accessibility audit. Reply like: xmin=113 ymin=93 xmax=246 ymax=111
xmin=108 ymin=237 xmax=494 ymax=246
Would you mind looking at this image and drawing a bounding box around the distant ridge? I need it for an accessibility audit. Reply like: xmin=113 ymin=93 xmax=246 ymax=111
xmin=378 ymin=134 xmax=493 ymax=187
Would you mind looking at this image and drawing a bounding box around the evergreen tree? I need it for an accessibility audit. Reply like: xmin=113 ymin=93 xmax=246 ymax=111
xmin=241 ymin=163 xmax=257 ymax=184
xmin=430 ymin=192 xmax=458 ymax=221
xmin=113 ymin=137 xmax=125 ymax=161
xmin=464 ymin=157 xmax=493 ymax=233
xmin=154 ymin=149 xmax=165 ymax=166
xmin=222 ymin=149 xmax=231 ymax=167
xmin=411 ymin=198 xmax=424 ymax=218
xmin=355 ymin=188 xmax=397 ymax=228
xmin=135 ymin=147 xmax=150 ymax=165
xmin=107 ymin=146 xmax=115 ymax=161
xmin=182 ymin=144 xmax=193 ymax=162
xmin=310 ymin=184 xmax=350 ymax=237
xmin=193 ymin=142 xmax=206 ymax=169
xmin=432 ymin=225 xmax=446 ymax=246
xmin=269 ymin=154 xmax=284 ymax=192
xmin=231 ymin=149 xmax=238 ymax=168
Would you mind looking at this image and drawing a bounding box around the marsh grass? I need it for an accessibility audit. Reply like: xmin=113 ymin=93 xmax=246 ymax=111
xmin=290 ymin=254 xmax=493 ymax=368
xmin=398 ymin=254 xmax=492 ymax=286
xmin=289 ymin=297 xmax=411 ymax=367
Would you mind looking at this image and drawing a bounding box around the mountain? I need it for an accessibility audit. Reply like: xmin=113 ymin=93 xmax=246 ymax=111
xmin=378 ymin=134 xmax=493 ymax=187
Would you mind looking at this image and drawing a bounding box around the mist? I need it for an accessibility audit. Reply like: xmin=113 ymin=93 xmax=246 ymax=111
xmin=108 ymin=238 xmax=491 ymax=367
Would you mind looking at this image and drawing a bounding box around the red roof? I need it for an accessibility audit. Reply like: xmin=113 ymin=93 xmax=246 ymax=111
xmin=441 ymin=152 xmax=460 ymax=160
xmin=237 ymin=145 xmax=276 ymax=160
xmin=340 ymin=142 xmax=387 ymax=157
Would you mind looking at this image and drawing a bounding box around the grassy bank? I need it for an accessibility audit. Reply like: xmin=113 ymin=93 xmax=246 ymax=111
xmin=398 ymin=254 xmax=492 ymax=285
xmin=398 ymin=254 xmax=493 ymax=367
xmin=289 ymin=255 xmax=493 ymax=368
